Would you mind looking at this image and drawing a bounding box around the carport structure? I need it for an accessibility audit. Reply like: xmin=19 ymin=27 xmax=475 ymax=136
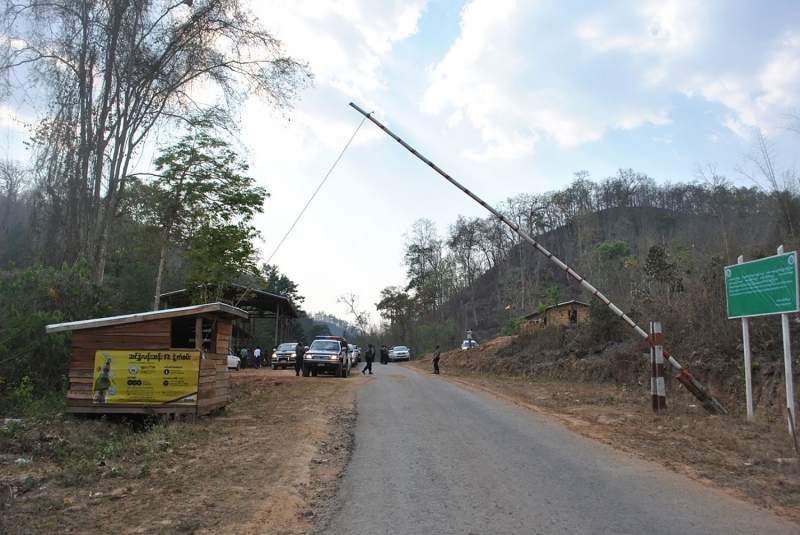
xmin=160 ymin=284 xmax=300 ymax=351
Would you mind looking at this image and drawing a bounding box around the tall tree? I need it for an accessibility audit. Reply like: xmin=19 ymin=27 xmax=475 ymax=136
xmin=403 ymin=218 xmax=443 ymax=314
xmin=376 ymin=285 xmax=415 ymax=344
xmin=1 ymin=0 xmax=311 ymax=282
xmin=129 ymin=130 xmax=267 ymax=310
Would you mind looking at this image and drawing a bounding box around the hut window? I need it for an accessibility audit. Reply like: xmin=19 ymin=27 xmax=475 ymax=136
xmin=171 ymin=316 xmax=196 ymax=348
xmin=569 ymin=308 xmax=578 ymax=324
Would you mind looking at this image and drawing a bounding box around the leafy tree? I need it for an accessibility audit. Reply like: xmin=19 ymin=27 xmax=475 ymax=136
xmin=536 ymin=284 xmax=563 ymax=315
xmin=260 ymin=264 xmax=305 ymax=310
xmin=593 ymin=239 xmax=631 ymax=262
xmin=184 ymin=222 xmax=260 ymax=303
xmin=0 ymin=260 xmax=104 ymax=410
xmin=130 ymin=130 xmax=267 ymax=309
xmin=1 ymin=0 xmax=311 ymax=282
xmin=403 ymin=219 xmax=443 ymax=314
xmin=376 ymin=286 xmax=415 ymax=344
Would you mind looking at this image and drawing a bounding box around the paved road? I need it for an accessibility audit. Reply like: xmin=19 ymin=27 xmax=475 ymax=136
xmin=312 ymin=365 xmax=798 ymax=535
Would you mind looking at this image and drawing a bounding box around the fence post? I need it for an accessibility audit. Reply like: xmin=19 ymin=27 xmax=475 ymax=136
xmin=651 ymin=322 xmax=667 ymax=414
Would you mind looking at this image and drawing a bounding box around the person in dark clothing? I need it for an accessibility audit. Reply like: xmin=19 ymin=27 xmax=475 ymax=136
xmin=294 ymin=342 xmax=306 ymax=376
xmin=380 ymin=345 xmax=389 ymax=365
xmin=433 ymin=345 xmax=441 ymax=374
xmin=362 ymin=344 xmax=375 ymax=375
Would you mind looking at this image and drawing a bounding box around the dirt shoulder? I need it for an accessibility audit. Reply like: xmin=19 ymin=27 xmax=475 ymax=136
xmin=1 ymin=369 xmax=368 ymax=535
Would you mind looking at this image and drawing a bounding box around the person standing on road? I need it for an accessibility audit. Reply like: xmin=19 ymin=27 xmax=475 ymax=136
xmin=253 ymin=346 xmax=262 ymax=369
xmin=294 ymin=342 xmax=306 ymax=376
xmin=433 ymin=345 xmax=441 ymax=374
xmin=380 ymin=345 xmax=389 ymax=365
xmin=362 ymin=344 xmax=375 ymax=375
xmin=240 ymin=347 xmax=249 ymax=368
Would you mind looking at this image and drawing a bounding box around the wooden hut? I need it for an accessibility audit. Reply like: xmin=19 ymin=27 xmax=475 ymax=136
xmin=521 ymin=300 xmax=590 ymax=334
xmin=46 ymin=303 xmax=247 ymax=416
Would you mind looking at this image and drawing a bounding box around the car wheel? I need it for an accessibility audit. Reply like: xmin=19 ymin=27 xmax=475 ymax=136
xmin=272 ymin=364 xmax=277 ymax=370
xmin=302 ymin=366 xmax=310 ymax=377
xmin=234 ymin=363 xmax=240 ymax=371
xmin=341 ymin=364 xmax=347 ymax=378
xmin=311 ymin=369 xmax=318 ymax=377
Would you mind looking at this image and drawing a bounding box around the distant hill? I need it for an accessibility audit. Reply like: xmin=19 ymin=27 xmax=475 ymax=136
xmin=448 ymin=205 xmax=769 ymax=341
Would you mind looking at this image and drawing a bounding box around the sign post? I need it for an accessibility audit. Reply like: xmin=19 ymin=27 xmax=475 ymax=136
xmin=737 ymin=256 xmax=755 ymax=420
xmin=726 ymin=248 xmax=797 ymax=437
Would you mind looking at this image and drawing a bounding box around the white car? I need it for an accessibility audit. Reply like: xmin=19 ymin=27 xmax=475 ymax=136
xmin=461 ymin=340 xmax=478 ymax=350
xmin=227 ymin=350 xmax=241 ymax=370
xmin=388 ymin=345 xmax=410 ymax=362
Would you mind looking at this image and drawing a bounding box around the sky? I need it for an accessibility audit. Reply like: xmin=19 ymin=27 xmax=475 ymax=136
xmin=3 ymin=0 xmax=800 ymax=326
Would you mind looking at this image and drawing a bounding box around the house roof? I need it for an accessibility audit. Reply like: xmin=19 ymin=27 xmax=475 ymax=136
xmin=159 ymin=284 xmax=299 ymax=319
xmin=523 ymin=300 xmax=590 ymax=320
xmin=46 ymin=302 xmax=248 ymax=334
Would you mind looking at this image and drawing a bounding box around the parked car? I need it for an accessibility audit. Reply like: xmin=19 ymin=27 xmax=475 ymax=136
xmin=461 ymin=340 xmax=478 ymax=350
xmin=302 ymin=335 xmax=351 ymax=378
xmin=227 ymin=350 xmax=241 ymax=370
xmin=272 ymin=342 xmax=299 ymax=370
xmin=388 ymin=345 xmax=410 ymax=362
xmin=347 ymin=344 xmax=357 ymax=367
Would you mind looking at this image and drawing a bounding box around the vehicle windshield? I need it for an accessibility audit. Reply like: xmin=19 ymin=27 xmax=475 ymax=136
xmin=393 ymin=346 xmax=408 ymax=352
xmin=277 ymin=343 xmax=296 ymax=351
xmin=310 ymin=340 xmax=340 ymax=352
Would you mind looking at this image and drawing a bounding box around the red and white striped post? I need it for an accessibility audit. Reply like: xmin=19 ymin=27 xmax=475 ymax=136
xmin=650 ymin=322 xmax=667 ymax=414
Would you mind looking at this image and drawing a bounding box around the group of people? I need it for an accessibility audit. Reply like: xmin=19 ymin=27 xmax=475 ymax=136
xmin=238 ymin=346 xmax=262 ymax=369
xmin=359 ymin=342 xmax=442 ymax=375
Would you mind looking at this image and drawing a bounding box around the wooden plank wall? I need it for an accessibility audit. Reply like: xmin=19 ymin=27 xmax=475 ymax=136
xmin=67 ymin=317 xmax=234 ymax=416
xmin=200 ymin=321 xmax=232 ymax=413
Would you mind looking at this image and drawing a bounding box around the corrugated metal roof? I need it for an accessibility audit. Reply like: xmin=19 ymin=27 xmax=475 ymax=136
xmin=45 ymin=302 xmax=248 ymax=334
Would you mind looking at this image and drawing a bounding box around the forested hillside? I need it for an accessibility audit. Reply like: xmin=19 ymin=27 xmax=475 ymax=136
xmin=373 ymin=168 xmax=799 ymax=366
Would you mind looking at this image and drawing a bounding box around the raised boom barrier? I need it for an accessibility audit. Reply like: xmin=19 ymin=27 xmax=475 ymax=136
xmin=350 ymin=102 xmax=727 ymax=415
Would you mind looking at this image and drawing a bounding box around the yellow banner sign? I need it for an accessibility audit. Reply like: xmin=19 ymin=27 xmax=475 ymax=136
xmin=92 ymin=350 xmax=200 ymax=405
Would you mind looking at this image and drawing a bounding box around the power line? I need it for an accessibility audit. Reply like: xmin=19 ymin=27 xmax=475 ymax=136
xmin=265 ymin=113 xmax=369 ymax=265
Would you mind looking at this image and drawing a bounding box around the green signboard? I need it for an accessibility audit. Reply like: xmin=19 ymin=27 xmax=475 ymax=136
xmin=725 ymin=252 xmax=799 ymax=318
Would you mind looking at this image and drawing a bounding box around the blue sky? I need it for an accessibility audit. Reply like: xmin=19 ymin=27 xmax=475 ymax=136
xmin=3 ymin=0 xmax=800 ymax=326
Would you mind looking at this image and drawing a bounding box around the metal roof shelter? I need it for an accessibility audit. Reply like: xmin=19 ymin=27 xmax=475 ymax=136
xmin=159 ymin=285 xmax=300 ymax=351
xmin=159 ymin=285 xmax=299 ymax=319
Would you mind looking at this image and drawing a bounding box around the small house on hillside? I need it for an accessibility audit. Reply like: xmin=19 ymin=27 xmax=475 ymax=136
xmin=46 ymin=303 xmax=247 ymax=417
xmin=521 ymin=300 xmax=590 ymax=333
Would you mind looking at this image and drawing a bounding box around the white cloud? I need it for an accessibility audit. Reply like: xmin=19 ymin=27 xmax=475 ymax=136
xmin=419 ymin=0 xmax=800 ymax=163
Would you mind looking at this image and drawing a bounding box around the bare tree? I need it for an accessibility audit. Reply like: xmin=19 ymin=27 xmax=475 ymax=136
xmin=0 ymin=159 xmax=28 ymax=237
xmin=337 ymin=291 xmax=370 ymax=334
xmin=1 ymin=0 xmax=311 ymax=282
xmin=736 ymin=126 xmax=799 ymax=241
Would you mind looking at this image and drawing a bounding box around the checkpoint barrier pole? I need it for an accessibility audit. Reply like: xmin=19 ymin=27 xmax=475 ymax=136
xmin=350 ymin=102 xmax=728 ymax=415
xmin=650 ymin=322 xmax=667 ymax=415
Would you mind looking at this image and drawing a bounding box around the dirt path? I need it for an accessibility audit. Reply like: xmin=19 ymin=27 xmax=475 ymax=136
xmin=1 ymin=369 xmax=367 ymax=535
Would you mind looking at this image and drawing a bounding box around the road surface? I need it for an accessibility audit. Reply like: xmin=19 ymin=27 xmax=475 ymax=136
xmin=311 ymin=365 xmax=798 ymax=534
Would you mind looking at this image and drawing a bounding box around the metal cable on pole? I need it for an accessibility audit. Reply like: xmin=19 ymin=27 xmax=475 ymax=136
xmin=349 ymin=101 xmax=727 ymax=415
xmin=232 ymin=114 xmax=369 ymax=311
xmin=265 ymin=114 xmax=369 ymax=266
